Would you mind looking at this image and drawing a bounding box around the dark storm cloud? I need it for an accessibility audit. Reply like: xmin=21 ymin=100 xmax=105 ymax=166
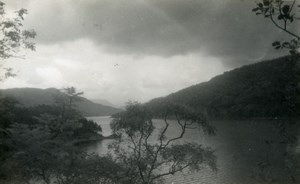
xmin=5 ymin=0 xmax=294 ymax=105
xmin=23 ymin=0 xmax=289 ymax=66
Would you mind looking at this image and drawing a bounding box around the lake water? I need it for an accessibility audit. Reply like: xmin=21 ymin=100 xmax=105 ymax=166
xmin=86 ymin=116 xmax=300 ymax=184
xmin=86 ymin=116 xmax=114 ymax=154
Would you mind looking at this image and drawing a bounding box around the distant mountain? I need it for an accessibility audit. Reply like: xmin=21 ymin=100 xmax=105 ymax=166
xmin=0 ymin=88 xmax=122 ymax=116
xmin=146 ymin=56 xmax=300 ymax=119
xmin=90 ymin=99 xmax=117 ymax=108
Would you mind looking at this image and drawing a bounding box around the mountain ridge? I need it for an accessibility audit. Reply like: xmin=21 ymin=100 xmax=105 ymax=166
xmin=0 ymin=87 xmax=122 ymax=116
xmin=146 ymin=56 xmax=300 ymax=119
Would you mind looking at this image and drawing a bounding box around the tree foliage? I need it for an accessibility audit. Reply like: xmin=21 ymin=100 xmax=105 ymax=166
xmin=0 ymin=1 xmax=36 ymax=59
xmin=252 ymin=0 xmax=300 ymax=55
xmin=0 ymin=96 xmax=17 ymax=166
xmin=0 ymin=1 xmax=36 ymax=81
xmin=109 ymin=102 xmax=216 ymax=184
xmin=0 ymin=87 xmax=114 ymax=184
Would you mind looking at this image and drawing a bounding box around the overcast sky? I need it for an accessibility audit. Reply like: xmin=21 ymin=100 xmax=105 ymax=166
xmin=1 ymin=0 xmax=289 ymax=106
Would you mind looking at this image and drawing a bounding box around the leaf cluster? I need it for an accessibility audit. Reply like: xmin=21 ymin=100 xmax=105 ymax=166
xmin=0 ymin=1 xmax=36 ymax=60
xmin=252 ymin=0 xmax=300 ymax=55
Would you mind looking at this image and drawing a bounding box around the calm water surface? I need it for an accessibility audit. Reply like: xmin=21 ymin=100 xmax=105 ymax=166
xmin=86 ymin=116 xmax=300 ymax=184
xmin=86 ymin=116 xmax=114 ymax=154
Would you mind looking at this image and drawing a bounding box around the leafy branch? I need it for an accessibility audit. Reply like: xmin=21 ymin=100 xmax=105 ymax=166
xmin=252 ymin=0 xmax=300 ymax=55
xmin=0 ymin=1 xmax=36 ymax=81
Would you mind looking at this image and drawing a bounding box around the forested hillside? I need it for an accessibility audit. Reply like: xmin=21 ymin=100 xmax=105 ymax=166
xmin=0 ymin=88 xmax=121 ymax=116
xmin=147 ymin=56 xmax=300 ymax=119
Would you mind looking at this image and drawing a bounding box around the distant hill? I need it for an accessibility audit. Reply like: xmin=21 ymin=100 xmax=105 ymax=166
xmin=90 ymin=99 xmax=117 ymax=108
xmin=0 ymin=88 xmax=122 ymax=116
xmin=146 ymin=56 xmax=300 ymax=119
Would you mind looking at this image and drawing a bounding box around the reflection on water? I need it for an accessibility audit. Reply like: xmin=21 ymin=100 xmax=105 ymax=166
xmin=86 ymin=116 xmax=113 ymax=137
xmin=86 ymin=116 xmax=300 ymax=184
xmin=86 ymin=116 xmax=114 ymax=155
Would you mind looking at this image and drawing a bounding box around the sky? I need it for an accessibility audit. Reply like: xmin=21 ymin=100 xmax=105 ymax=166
xmin=1 ymin=0 xmax=290 ymax=106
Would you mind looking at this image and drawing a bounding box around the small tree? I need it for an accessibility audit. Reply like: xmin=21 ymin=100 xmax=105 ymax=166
xmin=49 ymin=87 xmax=84 ymax=139
xmin=252 ymin=0 xmax=300 ymax=55
xmin=109 ymin=102 xmax=216 ymax=184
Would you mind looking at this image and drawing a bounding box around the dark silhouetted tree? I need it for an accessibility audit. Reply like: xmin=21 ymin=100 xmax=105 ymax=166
xmin=109 ymin=102 xmax=216 ymax=184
